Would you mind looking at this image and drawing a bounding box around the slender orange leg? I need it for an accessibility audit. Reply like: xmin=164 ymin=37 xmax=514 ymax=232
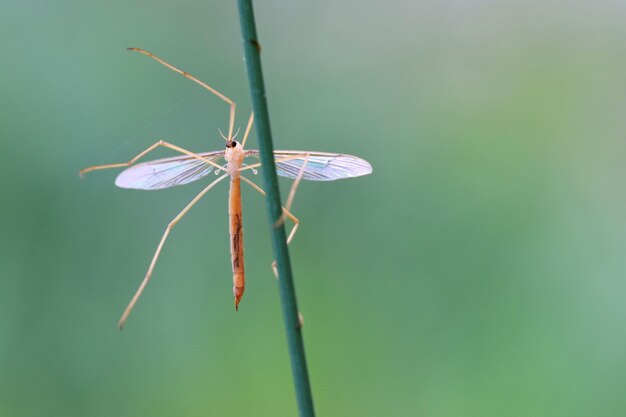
xmin=118 ymin=173 xmax=229 ymax=329
xmin=128 ymin=47 xmax=237 ymax=140
xmin=79 ymin=140 xmax=225 ymax=177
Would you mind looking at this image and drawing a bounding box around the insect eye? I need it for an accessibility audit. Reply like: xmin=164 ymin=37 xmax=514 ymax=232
xmin=231 ymin=141 xmax=237 ymax=147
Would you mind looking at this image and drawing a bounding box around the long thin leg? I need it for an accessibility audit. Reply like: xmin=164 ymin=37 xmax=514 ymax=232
xmin=241 ymin=112 xmax=254 ymax=148
xmin=128 ymin=47 xmax=237 ymax=140
xmin=240 ymin=176 xmax=300 ymax=278
xmin=275 ymin=154 xmax=309 ymax=228
xmin=240 ymin=176 xmax=300 ymax=245
xmin=118 ymin=173 xmax=229 ymax=329
xmin=79 ymin=140 xmax=225 ymax=177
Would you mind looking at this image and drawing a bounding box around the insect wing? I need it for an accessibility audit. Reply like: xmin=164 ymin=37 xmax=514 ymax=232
xmin=270 ymin=151 xmax=372 ymax=181
xmin=115 ymin=151 xmax=225 ymax=190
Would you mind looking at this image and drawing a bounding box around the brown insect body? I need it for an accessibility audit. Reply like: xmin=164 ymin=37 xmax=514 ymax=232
xmin=229 ymin=176 xmax=244 ymax=310
xmin=225 ymin=142 xmax=246 ymax=309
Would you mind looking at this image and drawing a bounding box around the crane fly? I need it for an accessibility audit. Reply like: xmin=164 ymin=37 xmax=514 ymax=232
xmin=80 ymin=48 xmax=372 ymax=328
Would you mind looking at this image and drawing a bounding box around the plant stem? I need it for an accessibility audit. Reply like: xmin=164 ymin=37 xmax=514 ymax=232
xmin=236 ymin=2 xmax=316 ymax=417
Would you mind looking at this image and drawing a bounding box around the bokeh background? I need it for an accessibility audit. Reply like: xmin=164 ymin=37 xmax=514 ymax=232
xmin=2 ymin=1 xmax=626 ymax=416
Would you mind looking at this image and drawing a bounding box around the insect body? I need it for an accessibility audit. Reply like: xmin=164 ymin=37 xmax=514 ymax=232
xmin=81 ymin=49 xmax=372 ymax=327
xmin=225 ymin=140 xmax=246 ymax=310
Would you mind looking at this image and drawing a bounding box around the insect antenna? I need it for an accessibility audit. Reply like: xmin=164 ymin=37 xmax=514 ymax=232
xmin=218 ymin=128 xmax=229 ymax=142
xmin=218 ymin=127 xmax=241 ymax=143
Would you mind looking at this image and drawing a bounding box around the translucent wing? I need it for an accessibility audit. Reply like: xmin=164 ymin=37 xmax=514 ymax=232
xmin=115 ymin=151 xmax=225 ymax=190
xmin=246 ymin=150 xmax=372 ymax=181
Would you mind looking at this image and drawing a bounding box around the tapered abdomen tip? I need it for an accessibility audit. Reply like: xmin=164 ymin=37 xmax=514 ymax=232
xmin=233 ymin=285 xmax=244 ymax=311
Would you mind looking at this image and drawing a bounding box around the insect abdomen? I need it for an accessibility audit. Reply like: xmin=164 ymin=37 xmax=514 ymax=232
xmin=229 ymin=177 xmax=245 ymax=310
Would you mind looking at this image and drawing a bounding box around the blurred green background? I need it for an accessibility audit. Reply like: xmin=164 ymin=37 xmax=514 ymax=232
xmin=2 ymin=1 xmax=626 ymax=416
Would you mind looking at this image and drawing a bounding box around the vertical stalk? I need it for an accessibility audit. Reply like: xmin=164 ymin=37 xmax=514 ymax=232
xmin=236 ymin=2 xmax=316 ymax=417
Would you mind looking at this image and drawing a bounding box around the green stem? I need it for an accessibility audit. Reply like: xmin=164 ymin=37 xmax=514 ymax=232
xmin=236 ymin=2 xmax=316 ymax=417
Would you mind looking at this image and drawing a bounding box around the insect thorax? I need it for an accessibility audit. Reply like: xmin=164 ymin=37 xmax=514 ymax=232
xmin=225 ymin=146 xmax=245 ymax=177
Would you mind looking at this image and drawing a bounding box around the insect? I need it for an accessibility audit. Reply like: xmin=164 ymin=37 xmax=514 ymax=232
xmin=80 ymin=48 xmax=372 ymax=328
